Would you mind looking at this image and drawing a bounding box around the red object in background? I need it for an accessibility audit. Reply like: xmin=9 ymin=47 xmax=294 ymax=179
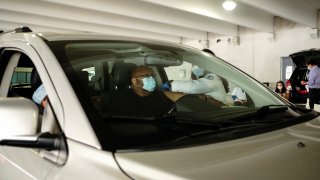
xmin=285 ymin=80 xmax=292 ymax=91
xmin=297 ymin=90 xmax=308 ymax=95
xmin=286 ymin=80 xmax=308 ymax=95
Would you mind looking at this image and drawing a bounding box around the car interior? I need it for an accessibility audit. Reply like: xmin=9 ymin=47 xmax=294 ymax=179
xmin=8 ymin=54 xmax=38 ymax=99
xmin=290 ymin=68 xmax=308 ymax=94
xmin=0 ymin=41 xmax=258 ymax=127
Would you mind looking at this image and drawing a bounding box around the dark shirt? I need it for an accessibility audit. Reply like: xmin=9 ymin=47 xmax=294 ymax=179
xmin=111 ymin=89 xmax=174 ymax=117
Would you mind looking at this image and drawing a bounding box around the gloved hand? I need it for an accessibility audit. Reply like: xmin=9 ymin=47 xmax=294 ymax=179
xmin=160 ymin=81 xmax=172 ymax=91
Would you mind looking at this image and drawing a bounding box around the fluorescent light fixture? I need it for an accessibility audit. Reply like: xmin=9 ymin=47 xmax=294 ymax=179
xmin=223 ymin=0 xmax=237 ymax=11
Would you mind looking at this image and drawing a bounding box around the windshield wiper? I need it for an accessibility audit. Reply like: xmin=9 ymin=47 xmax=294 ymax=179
xmin=229 ymin=105 xmax=288 ymax=123
xmin=108 ymin=112 xmax=231 ymax=130
xmin=257 ymin=105 xmax=288 ymax=115
xmin=155 ymin=112 xmax=270 ymax=132
xmin=288 ymin=105 xmax=314 ymax=114
xmin=161 ymin=116 xmax=223 ymax=128
xmin=108 ymin=105 xmax=288 ymax=131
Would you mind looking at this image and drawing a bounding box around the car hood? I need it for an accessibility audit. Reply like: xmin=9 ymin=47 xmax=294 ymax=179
xmin=115 ymin=118 xmax=320 ymax=180
xmin=290 ymin=49 xmax=320 ymax=67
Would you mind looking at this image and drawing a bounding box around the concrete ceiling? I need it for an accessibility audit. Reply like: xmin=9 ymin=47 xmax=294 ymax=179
xmin=0 ymin=0 xmax=319 ymax=42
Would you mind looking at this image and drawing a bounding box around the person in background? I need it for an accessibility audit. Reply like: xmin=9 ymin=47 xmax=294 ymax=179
xmin=275 ymin=81 xmax=289 ymax=100
xmin=301 ymin=58 xmax=320 ymax=109
xmin=231 ymin=87 xmax=247 ymax=106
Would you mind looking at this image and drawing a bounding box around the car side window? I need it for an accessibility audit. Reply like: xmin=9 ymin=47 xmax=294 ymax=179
xmin=0 ymin=50 xmax=65 ymax=163
xmin=0 ymin=51 xmax=20 ymax=96
xmin=0 ymin=50 xmax=61 ymax=134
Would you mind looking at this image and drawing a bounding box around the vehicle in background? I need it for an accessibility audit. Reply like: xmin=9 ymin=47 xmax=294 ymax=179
xmin=286 ymin=49 xmax=320 ymax=103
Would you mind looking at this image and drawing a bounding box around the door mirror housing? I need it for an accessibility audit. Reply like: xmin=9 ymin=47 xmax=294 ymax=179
xmin=0 ymin=97 xmax=39 ymax=138
xmin=0 ymin=97 xmax=60 ymax=150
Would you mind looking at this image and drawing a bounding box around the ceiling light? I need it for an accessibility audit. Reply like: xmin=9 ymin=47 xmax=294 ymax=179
xmin=223 ymin=0 xmax=237 ymax=11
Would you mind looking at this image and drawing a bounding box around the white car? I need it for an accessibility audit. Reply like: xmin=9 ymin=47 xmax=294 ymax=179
xmin=0 ymin=27 xmax=320 ymax=180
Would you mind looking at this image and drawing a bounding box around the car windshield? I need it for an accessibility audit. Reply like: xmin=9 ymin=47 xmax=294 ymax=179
xmin=47 ymin=40 xmax=316 ymax=151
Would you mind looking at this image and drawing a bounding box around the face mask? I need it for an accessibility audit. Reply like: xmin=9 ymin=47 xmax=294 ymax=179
xmin=32 ymin=84 xmax=47 ymax=105
xmin=192 ymin=66 xmax=205 ymax=77
xmin=277 ymin=86 xmax=283 ymax=90
xmin=307 ymin=66 xmax=312 ymax=70
xmin=141 ymin=76 xmax=156 ymax=92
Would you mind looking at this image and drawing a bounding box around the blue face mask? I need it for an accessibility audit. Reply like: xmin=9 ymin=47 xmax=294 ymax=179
xmin=141 ymin=76 xmax=156 ymax=92
xmin=192 ymin=66 xmax=205 ymax=77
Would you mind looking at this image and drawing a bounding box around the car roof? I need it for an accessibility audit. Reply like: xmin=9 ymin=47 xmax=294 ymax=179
xmin=0 ymin=27 xmax=179 ymax=46
xmin=39 ymin=32 xmax=150 ymax=42
xmin=0 ymin=30 xmax=194 ymax=55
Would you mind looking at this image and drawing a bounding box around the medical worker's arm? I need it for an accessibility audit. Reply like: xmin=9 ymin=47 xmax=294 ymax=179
xmin=171 ymin=79 xmax=215 ymax=94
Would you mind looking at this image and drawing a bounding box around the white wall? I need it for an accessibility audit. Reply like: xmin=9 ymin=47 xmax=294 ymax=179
xmin=183 ymin=18 xmax=320 ymax=84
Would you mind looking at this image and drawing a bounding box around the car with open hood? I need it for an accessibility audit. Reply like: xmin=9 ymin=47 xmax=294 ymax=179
xmin=0 ymin=27 xmax=320 ymax=180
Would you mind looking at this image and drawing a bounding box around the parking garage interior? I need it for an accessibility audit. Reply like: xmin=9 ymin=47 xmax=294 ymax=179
xmin=1 ymin=1 xmax=320 ymax=179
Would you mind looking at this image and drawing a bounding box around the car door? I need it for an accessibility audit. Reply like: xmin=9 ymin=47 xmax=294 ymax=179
xmin=0 ymin=49 xmax=65 ymax=180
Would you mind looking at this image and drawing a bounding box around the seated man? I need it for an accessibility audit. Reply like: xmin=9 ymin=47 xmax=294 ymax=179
xmin=111 ymin=66 xmax=183 ymax=117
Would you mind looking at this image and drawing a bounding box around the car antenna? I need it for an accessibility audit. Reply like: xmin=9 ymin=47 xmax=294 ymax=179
xmin=14 ymin=26 xmax=32 ymax=33
xmin=0 ymin=26 xmax=32 ymax=35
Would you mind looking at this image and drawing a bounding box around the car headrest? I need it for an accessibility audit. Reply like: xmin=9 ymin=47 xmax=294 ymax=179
xmin=112 ymin=62 xmax=137 ymax=89
xmin=77 ymin=71 xmax=89 ymax=87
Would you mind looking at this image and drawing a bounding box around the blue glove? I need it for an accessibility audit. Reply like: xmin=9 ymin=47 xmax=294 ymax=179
xmin=160 ymin=81 xmax=172 ymax=91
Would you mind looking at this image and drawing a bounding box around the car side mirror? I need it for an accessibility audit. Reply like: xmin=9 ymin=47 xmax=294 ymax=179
xmin=0 ymin=97 xmax=60 ymax=150
xmin=0 ymin=97 xmax=39 ymax=138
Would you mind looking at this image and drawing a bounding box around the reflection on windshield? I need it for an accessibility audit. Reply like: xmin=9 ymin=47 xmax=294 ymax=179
xmin=47 ymin=40 xmax=315 ymax=150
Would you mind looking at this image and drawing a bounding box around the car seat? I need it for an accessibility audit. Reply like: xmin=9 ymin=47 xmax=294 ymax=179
xmin=112 ymin=62 xmax=137 ymax=90
xmin=76 ymin=71 xmax=89 ymax=89
xmin=100 ymin=62 xmax=137 ymax=114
